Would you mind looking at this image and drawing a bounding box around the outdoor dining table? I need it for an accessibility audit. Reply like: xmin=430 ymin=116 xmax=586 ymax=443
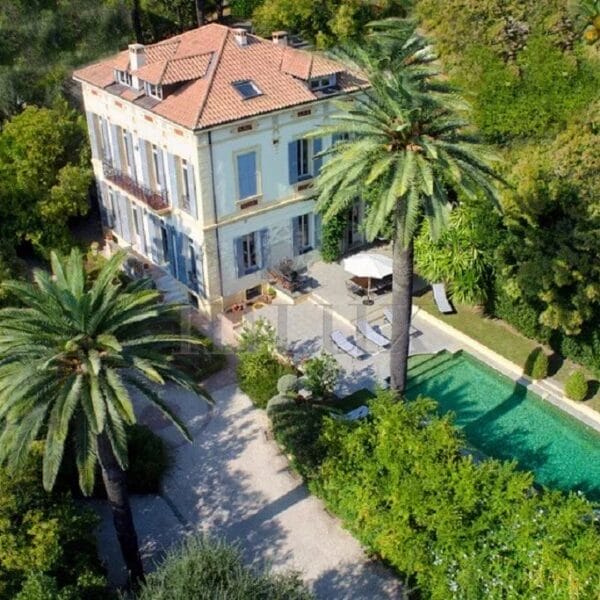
xmin=350 ymin=275 xmax=392 ymax=304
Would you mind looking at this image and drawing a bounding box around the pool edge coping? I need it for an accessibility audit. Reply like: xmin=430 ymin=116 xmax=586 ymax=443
xmin=412 ymin=306 xmax=600 ymax=435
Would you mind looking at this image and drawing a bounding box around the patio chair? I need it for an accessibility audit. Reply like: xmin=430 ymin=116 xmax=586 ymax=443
xmin=330 ymin=330 xmax=368 ymax=359
xmin=432 ymin=283 xmax=454 ymax=314
xmin=345 ymin=280 xmax=365 ymax=297
xmin=357 ymin=319 xmax=390 ymax=348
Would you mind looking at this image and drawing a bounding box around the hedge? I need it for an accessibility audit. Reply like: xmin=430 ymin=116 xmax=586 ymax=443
xmin=237 ymin=352 xmax=295 ymax=408
xmin=271 ymin=392 xmax=600 ymax=598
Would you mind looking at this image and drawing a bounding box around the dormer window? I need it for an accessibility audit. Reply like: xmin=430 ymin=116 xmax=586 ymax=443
xmin=233 ymin=80 xmax=262 ymax=100
xmin=309 ymin=75 xmax=336 ymax=91
xmin=116 ymin=70 xmax=132 ymax=87
xmin=144 ymin=82 xmax=163 ymax=100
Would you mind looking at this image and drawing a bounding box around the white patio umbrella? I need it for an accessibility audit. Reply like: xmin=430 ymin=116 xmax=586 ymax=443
xmin=342 ymin=252 xmax=393 ymax=304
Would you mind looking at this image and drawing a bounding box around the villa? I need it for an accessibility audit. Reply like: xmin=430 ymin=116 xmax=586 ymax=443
xmin=73 ymin=24 xmax=368 ymax=317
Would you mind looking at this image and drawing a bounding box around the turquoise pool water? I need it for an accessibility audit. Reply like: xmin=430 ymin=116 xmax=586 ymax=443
xmin=406 ymin=351 xmax=600 ymax=500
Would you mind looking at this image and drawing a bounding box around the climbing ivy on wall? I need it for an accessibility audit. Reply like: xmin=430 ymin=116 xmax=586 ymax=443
xmin=320 ymin=213 xmax=346 ymax=262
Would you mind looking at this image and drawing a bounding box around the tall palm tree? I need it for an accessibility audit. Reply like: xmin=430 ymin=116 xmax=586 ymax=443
xmin=0 ymin=249 xmax=209 ymax=587
xmin=315 ymin=20 xmax=502 ymax=393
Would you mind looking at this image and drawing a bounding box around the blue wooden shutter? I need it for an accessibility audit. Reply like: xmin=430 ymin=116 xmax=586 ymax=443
xmin=234 ymin=237 xmax=245 ymax=278
xmin=147 ymin=214 xmax=160 ymax=262
xmin=237 ymin=152 xmax=257 ymax=199
xmin=85 ymin=112 xmax=101 ymax=160
xmin=98 ymin=183 xmax=109 ymax=227
xmin=292 ymin=217 xmax=300 ymax=256
xmin=139 ymin=209 xmax=148 ymax=256
xmin=139 ymin=140 xmax=150 ymax=187
xmin=109 ymin=124 xmax=122 ymax=169
xmin=186 ymin=161 xmax=198 ymax=218
xmin=175 ymin=230 xmax=188 ymax=285
xmin=313 ymin=138 xmax=323 ymax=176
xmin=288 ymin=142 xmax=299 ymax=184
xmin=167 ymin=225 xmax=177 ymax=277
xmin=259 ymin=229 xmax=270 ymax=270
xmin=166 ymin=153 xmax=179 ymax=208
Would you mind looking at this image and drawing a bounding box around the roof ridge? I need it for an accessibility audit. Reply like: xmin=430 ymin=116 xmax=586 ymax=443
xmin=192 ymin=27 xmax=229 ymax=129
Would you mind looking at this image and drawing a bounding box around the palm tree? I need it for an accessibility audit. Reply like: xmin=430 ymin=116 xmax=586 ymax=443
xmin=0 ymin=249 xmax=209 ymax=587
xmin=315 ymin=20 xmax=502 ymax=393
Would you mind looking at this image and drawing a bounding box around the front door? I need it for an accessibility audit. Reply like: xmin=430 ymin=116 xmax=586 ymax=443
xmin=344 ymin=200 xmax=364 ymax=251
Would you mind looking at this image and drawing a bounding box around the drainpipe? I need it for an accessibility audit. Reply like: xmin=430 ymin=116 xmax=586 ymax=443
xmin=208 ymin=130 xmax=224 ymax=300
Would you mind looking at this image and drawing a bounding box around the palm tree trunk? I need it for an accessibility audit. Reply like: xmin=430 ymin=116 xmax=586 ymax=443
xmin=97 ymin=433 xmax=145 ymax=588
xmin=389 ymin=236 xmax=414 ymax=394
xmin=195 ymin=0 xmax=206 ymax=25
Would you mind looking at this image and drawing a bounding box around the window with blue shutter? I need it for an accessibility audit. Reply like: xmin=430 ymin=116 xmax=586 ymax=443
xmin=234 ymin=232 xmax=261 ymax=277
xmin=109 ymin=124 xmax=122 ymax=169
xmin=85 ymin=112 xmax=101 ymax=160
xmin=292 ymin=214 xmax=311 ymax=255
xmin=237 ymin=152 xmax=257 ymax=199
xmin=288 ymin=142 xmax=299 ymax=184
xmin=288 ymin=139 xmax=312 ymax=183
xmin=184 ymin=160 xmax=198 ymax=218
xmin=166 ymin=153 xmax=179 ymax=208
xmin=313 ymin=138 xmax=323 ymax=175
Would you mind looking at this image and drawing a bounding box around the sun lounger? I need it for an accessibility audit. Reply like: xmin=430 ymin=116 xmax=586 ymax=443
xmin=330 ymin=330 xmax=367 ymax=359
xmin=432 ymin=283 xmax=454 ymax=314
xmin=345 ymin=405 xmax=369 ymax=421
xmin=357 ymin=319 xmax=390 ymax=348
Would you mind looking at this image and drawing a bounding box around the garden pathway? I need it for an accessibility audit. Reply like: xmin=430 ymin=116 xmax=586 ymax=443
xmin=94 ymin=362 xmax=404 ymax=599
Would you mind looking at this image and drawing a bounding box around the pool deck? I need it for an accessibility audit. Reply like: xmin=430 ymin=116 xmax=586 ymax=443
xmin=243 ymin=252 xmax=600 ymax=435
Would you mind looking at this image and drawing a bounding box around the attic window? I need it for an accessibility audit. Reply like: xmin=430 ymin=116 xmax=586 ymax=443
xmin=233 ymin=80 xmax=262 ymax=100
xmin=310 ymin=75 xmax=334 ymax=91
xmin=116 ymin=70 xmax=132 ymax=87
xmin=144 ymin=82 xmax=163 ymax=100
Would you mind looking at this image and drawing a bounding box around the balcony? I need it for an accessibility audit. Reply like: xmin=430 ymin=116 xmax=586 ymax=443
xmin=103 ymin=161 xmax=170 ymax=213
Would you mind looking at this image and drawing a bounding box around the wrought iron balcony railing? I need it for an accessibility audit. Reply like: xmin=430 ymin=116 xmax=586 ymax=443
xmin=103 ymin=161 xmax=170 ymax=213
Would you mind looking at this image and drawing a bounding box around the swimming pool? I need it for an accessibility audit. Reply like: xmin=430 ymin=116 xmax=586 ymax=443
xmin=406 ymin=351 xmax=600 ymax=500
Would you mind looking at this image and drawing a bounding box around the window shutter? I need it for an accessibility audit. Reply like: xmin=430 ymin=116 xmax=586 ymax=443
xmin=166 ymin=153 xmax=179 ymax=208
xmin=313 ymin=138 xmax=323 ymax=176
xmin=100 ymin=117 xmax=112 ymax=162
xmin=156 ymin=148 xmax=166 ymax=190
xmin=139 ymin=140 xmax=150 ymax=187
xmin=119 ymin=195 xmax=132 ymax=244
xmin=292 ymin=217 xmax=300 ymax=256
xmin=167 ymin=225 xmax=177 ymax=277
xmin=97 ymin=182 xmax=108 ymax=227
xmin=186 ymin=161 xmax=198 ymax=218
xmin=148 ymin=214 xmax=160 ymax=263
xmin=288 ymin=142 xmax=299 ymax=184
xmin=314 ymin=213 xmax=322 ymax=248
xmin=126 ymin=131 xmax=137 ymax=180
xmin=109 ymin=124 xmax=122 ymax=169
xmin=234 ymin=237 xmax=245 ymax=278
xmin=139 ymin=210 xmax=148 ymax=256
xmin=85 ymin=112 xmax=101 ymax=160
xmin=175 ymin=230 xmax=188 ymax=285
xmin=259 ymin=229 xmax=270 ymax=270
xmin=237 ymin=152 xmax=257 ymax=199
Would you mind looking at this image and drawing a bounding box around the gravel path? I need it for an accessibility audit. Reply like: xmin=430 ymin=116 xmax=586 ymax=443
xmin=95 ymin=370 xmax=403 ymax=598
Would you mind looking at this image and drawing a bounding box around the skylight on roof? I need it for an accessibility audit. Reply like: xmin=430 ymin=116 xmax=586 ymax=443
xmin=233 ymin=80 xmax=262 ymax=100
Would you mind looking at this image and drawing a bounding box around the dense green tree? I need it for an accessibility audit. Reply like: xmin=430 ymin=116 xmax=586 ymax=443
xmin=0 ymin=102 xmax=92 ymax=259
xmin=315 ymin=20 xmax=502 ymax=392
xmin=0 ymin=445 xmax=107 ymax=599
xmin=0 ymin=0 xmax=132 ymax=119
xmin=253 ymin=0 xmax=409 ymax=47
xmin=0 ymin=249 xmax=210 ymax=586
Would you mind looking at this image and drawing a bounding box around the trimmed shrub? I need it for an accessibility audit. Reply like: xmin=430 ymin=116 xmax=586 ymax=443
xmin=238 ymin=352 xmax=295 ymax=408
xmin=301 ymin=352 xmax=343 ymax=400
xmin=565 ymin=371 xmax=588 ymax=401
xmin=127 ymin=424 xmax=170 ymax=494
xmin=135 ymin=535 xmax=313 ymax=600
xmin=266 ymin=394 xmax=294 ymax=416
xmin=524 ymin=347 xmax=549 ymax=379
xmin=559 ymin=329 xmax=600 ymax=376
xmin=277 ymin=374 xmax=299 ymax=396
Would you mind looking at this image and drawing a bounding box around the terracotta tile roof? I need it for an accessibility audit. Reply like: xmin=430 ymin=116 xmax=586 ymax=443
xmin=73 ymin=24 xmax=368 ymax=130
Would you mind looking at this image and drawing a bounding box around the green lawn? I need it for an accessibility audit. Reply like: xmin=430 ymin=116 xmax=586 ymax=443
xmin=414 ymin=291 xmax=600 ymax=408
